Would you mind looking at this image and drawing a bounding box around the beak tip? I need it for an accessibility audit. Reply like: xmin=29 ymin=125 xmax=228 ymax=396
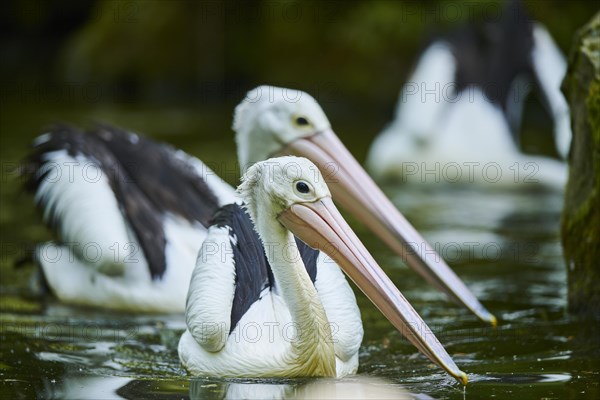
xmin=458 ymin=371 xmax=469 ymax=386
xmin=490 ymin=315 xmax=498 ymax=328
xmin=476 ymin=308 xmax=498 ymax=327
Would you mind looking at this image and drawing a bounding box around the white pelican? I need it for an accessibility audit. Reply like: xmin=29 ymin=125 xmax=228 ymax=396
xmin=27 ymin=86 xmax=494 ymax=324
xmin=178 ymin=156 xmax=468 ymax=384
xmin=367 ymin=1 xmax=571 ymax=188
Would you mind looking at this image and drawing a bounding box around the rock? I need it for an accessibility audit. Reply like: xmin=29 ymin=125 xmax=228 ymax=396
xmin=561 ymin=12 xmax=600 ymax=318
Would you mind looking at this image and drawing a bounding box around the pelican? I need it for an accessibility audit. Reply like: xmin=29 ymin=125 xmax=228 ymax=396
xmin=367 ymin=0 xmax=571 ymax=188
xmin=178 ymin=156 xmax=468 ymax=384
xmin=26 ymin=86 xmax=494 ymax=324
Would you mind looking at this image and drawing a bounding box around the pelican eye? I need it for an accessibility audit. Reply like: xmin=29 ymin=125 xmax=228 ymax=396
xmin=293 ymin=115 xmax=312 ymax=127
xmin=296 ymin=117 xmax=309 ymax=126
xmin=295 ymin=181 xmax=310 ymax=194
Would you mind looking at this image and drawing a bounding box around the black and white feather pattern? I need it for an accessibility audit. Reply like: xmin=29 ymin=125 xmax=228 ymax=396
xmin=211 ymin=203 xmax=319 ymax=332
xmin=26 ymin=124 xmax=223 ymax=280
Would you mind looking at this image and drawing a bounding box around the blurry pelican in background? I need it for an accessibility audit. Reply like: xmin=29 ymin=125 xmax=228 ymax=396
xmin=367 ymin=0 xmax=571 ymax=189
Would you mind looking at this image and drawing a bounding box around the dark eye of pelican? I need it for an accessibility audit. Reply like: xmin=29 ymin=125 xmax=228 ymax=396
xmin=295 ymin=116 xmax=310 ymax=126
xmin=296 ymin=181 xmax=310 ymax=194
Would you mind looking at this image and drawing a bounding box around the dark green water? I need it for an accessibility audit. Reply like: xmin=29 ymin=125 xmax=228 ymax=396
xmin=1 ymin=101 xmax=599 ymax=399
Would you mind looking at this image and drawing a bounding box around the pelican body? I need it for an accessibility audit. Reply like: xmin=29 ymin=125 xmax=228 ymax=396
xmin=367 ymin=1 xmax=571 ymax=188
xmin=27 ymin=125 xmax=235 ymax=312
xmin=27 ymin=86 xmax=493 ymax=325
xmin=179 ymin=201 xmax=359 ymax=377
xmin=178 ymin=157 xmax=468 ymax=383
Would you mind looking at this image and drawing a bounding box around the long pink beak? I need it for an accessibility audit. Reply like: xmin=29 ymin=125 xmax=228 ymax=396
xmin=278 ymin=197 xmax=469 ymax=385
xmin=279 ymin=129 xmax=496 ymax=326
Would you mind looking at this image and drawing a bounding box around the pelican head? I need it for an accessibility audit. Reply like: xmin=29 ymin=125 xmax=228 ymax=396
xmin=234 ymin=86 xmax=331 ymax=169
xmin=237 ymin=155 xmax=330 ymax=225
xmin=233 ymin=86 xmax=496 ymax=327
xmin=237 ymin=156 xmax=468 ymax=385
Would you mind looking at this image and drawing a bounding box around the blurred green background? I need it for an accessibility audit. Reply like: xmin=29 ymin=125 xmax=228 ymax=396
xmin=0 ymin=0 xmax=596 ymax=157
xmin=1 ymin=0 xmax=595 ymax=102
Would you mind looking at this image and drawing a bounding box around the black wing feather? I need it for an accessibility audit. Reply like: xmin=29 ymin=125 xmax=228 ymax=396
xmin=91 ymin=124 xmax=220 ymax=227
